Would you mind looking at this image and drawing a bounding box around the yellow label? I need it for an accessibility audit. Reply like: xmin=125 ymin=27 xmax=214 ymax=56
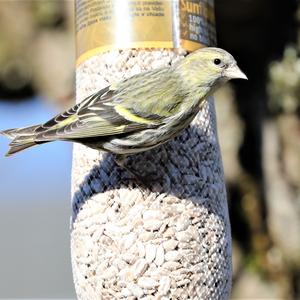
xmin=76 ymin=0 xmax=216 ymax=65
xmin=76 ymin=0 xmax=174 ymax=65
xmin=179 ymin=0 xmax=216 ymax=52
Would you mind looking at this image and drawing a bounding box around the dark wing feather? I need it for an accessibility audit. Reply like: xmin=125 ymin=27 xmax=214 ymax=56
xmin=34 ymin=86 xmax=156 ymax=142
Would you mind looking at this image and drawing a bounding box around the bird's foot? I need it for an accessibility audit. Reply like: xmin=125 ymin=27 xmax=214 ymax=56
xmin=114 ymin=155 xmax=150 ymax=194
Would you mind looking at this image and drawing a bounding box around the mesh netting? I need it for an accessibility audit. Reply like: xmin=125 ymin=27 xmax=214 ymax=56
xmin=71 ymin=49 xmax=232 ymax=299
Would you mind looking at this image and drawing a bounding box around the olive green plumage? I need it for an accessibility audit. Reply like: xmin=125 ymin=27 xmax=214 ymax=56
xmin=1 ymin=47 xmax=247 ymax=156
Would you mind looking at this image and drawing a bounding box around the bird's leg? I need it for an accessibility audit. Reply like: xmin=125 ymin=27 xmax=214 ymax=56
xmin=114 ymin=154 xmax=149 ymax=192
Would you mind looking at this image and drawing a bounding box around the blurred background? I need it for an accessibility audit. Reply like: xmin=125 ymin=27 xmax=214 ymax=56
xmin=0 ymin=0 xmax=299 ymax=298
xmin=0 ymin=1 xmax=76 ymax=298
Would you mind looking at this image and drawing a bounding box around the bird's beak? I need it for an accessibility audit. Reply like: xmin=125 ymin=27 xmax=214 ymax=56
xmin=224 ymin=64 xmax=248 ymax=80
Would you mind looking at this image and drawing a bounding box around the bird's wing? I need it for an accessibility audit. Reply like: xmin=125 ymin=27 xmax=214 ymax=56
xmin=34 ymin=85 xmax=163 ymax=142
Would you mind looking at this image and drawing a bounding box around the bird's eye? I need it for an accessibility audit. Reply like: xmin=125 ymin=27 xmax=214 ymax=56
xmin=214 ymin=58 xmax=222 ymax=65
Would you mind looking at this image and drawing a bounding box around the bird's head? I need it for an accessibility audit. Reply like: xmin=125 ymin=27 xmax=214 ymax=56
xmin=174 ymin=47 xmax=247 ymax=94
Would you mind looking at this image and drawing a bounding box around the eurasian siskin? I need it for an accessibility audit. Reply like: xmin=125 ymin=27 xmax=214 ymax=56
xmin=1 ymin=47 xmax=247 ymax=157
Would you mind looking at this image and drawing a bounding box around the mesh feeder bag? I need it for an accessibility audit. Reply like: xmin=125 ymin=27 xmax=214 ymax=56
xmin=72 ymin=1 xmax=231 ymax=299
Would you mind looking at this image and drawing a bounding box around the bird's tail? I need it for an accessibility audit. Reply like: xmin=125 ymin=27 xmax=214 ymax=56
xmin=0 ymin=125 xmax=44 ymax=156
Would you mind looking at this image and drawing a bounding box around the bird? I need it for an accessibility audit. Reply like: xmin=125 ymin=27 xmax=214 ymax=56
xmin=0 ymin=47 xmax=247 ymax=157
